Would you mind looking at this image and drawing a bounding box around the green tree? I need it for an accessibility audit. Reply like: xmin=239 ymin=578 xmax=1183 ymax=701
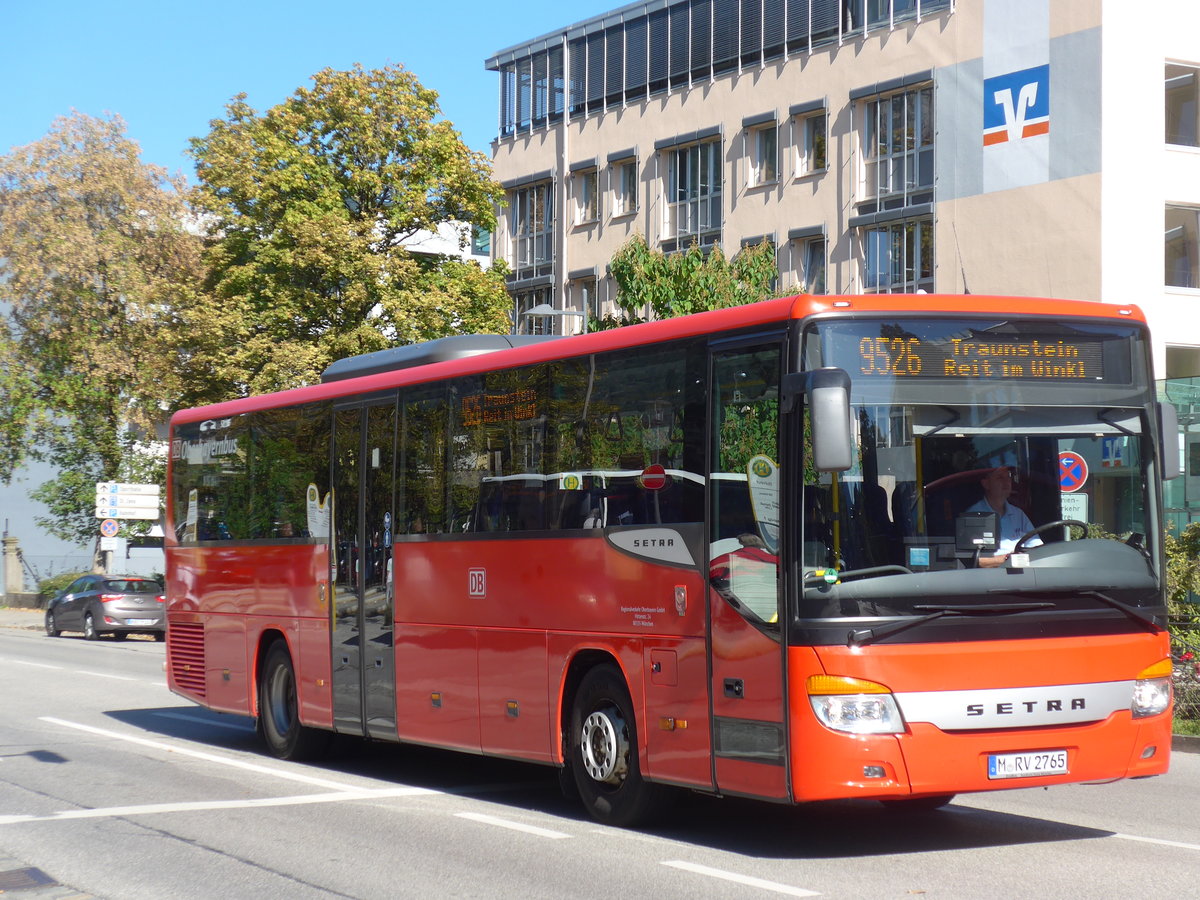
xmin=187 ymin=63 xmax=511 ymax=400
xmin=0 ymin=112 xmax=203 ymax=552
xmin=603 ymin=234 xmax=778 ymax=328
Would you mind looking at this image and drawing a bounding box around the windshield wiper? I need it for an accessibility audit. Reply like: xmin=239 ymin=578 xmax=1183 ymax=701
xmin=848 ymin=602 xmax=1054 ymax=647
xmin=1079 ymin=591 xmax=1162 ymax=634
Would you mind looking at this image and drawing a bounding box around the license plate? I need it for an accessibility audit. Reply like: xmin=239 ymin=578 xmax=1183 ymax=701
xmin=988 ymin=750 xmax=1068 ymax=779
xmin=126 ymin=619 xmax=157 ymax=626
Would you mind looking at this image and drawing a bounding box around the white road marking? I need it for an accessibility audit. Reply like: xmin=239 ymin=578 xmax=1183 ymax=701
xmin=454 ymin=811 xmax=571 ymax=839
xmin=74 ymin=670 xmax=138 ymax=682
xmin=662 ymin=861 xmax=820 ymax=897
xmin=40 ymin=717 xmax=385 ymax=791
xmin=1 ymin=659 xmax=63 ymax=670
xmin=0 ymin=787 xmax=437 ymax=827
xmin=1114 ymin=832 xmax=1200 ymax=852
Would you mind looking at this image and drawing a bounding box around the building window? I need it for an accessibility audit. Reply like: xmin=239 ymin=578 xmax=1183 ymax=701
xmin=800 ymin=237 xmax=827 ymax=294
xmin=1166 ymin=205 xmax=1200 ymax=289
xmin=571 ymin=277 xmax=599 ymax=323
xmin=665 ymin=140 xmax=722 ymax=246
xmin=860 ymin=84 xmax=934 ymax=208
xmin=515 ymin=287 xmax=553 ymax=334
xmin=1167 ymin=63 xmax=1200 ymax=147
xmin=471 ymin=226 xmax=492 ymax=257
xmin=862 ymin=217 xmax=933 ymax=293
xmin=510 ymin=182 xmax=553 ymax=280
xmin=613 ymin=161 xmax=638 ymax=217
xmin=749 ymin=125 xmax=778 ymax=186
xmin=798 ymin=112 xmax=827 ymax=176
xmin=575 ymin=170 xmax=599 ymax=225
xmin=492 ymin=1 xmax=954 ymax=137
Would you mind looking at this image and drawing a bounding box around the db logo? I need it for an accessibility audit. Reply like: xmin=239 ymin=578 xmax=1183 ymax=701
xmin=468 ymin=568 xmax=487 ymax=598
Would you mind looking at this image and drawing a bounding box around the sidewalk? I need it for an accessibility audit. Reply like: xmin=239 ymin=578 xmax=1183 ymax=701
xmin=0 ymin=606 xmax=46 ymax=631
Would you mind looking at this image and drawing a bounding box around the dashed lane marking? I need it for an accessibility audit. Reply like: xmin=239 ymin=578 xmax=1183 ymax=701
xmin=662 ymin=861 xmax=820 ymax=897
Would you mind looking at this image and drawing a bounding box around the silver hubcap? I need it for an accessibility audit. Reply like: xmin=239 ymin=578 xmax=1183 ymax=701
xmin=580 ymin=706 xmax=629 ymax=785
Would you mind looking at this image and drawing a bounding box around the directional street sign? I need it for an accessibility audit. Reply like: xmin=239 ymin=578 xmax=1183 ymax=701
xmin=95 ymin=482 xmax=161 ymax=519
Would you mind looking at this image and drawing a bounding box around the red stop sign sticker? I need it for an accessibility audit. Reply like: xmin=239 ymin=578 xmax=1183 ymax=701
xmin=639 ymin=464 xmax=669 ymax=491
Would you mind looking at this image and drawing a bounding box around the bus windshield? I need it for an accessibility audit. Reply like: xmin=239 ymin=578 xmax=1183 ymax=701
xmin=799 ymin=316 xmax=1162 ymax=623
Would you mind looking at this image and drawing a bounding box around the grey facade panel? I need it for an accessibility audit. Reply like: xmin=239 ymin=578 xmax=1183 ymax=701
xmin=1049 ymin=27 xmax=1102 ymax=183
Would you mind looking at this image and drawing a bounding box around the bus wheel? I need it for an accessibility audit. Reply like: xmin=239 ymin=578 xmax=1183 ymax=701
xmin=569 ymin=665 xmax=668 ymax=827
xmin=257 ymin=641 xmax=331 ymax=761
xmin=880 ymin=794 xmax=955 ymax=812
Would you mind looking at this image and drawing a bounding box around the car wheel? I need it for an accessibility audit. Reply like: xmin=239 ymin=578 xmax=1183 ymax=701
xmin=257 ymin=640 xmax=332 ymax=760
xmin=83 ymin=612 xmax=99 ymax=641
xmin=154 ymin=631 xmax=166 ymax=642
xmin=45 ymin=611 xmax=61 ymax=637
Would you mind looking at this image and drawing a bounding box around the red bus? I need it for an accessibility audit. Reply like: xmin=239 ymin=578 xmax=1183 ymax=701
xmin=166 ymin=294 xmax=1179 ymax=826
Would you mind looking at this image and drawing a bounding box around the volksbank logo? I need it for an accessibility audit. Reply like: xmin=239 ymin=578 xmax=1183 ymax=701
xmin=983 ymin=64 xmax=1050 ymax=146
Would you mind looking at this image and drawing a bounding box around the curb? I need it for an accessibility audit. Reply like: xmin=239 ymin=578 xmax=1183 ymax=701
xmin=1172 ymin=733 xmax=1200 ymax=754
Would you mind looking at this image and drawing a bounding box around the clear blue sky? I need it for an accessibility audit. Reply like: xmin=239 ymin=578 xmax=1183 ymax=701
xmin=1 ymin=0 xmax=617 ymax=177
xmin=1 ymin=0 xmax=619 ymax=573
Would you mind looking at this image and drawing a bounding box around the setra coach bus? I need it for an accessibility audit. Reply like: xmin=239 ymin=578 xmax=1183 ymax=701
xmin=165 ymin=294 xmax=1179 ymax=826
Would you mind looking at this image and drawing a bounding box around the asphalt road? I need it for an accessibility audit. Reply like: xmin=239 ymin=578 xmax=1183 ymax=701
xmin=2 ymin=614 xmax=1199 ymax=898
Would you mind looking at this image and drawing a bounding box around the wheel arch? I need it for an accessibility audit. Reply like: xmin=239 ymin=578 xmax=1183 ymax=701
xmin=556 ymin=647 xmax=636 ymax=765
xmin=252 ymin=628 xmax=290 ymax=718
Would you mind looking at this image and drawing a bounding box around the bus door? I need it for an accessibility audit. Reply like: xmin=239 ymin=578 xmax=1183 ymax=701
xmin=706 ymin=340 xmax=789 ymax=801
xmin=331 ymin=397 xmax=398 ymax=740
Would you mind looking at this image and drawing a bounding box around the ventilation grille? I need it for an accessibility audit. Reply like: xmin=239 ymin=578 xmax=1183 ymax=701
xmin=168 ymin=621 xmax=206 ymax=699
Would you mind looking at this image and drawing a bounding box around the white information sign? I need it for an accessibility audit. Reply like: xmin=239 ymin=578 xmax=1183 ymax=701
xmin=1060 ymin=492 xmax=1088 ymax=537
xmin=95 ymin=482 xmax=161 ymax=519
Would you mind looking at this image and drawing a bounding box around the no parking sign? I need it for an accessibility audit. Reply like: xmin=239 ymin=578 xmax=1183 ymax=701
xmin=1058 ymin=451 xmax=1089 ymax=493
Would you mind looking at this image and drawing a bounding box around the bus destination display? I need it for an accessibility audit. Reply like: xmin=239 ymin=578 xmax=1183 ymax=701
xmin=831 ymin=321 xmax=1134 ymax=384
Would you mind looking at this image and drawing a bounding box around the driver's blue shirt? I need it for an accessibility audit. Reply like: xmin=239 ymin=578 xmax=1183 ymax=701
xmin=965 ymin=498 xmax=1040 ymax=555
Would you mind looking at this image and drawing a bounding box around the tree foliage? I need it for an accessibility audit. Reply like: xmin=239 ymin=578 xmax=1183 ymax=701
xmin=602 ymin=234 xmax=778 ymax=328
xmin=1161 ymin=520 xmax=1200 ymax=614
xmin=0 ymin=112 xmax=202 ymax=551
xmin=187 ymin=63 xmax=511 ymax=400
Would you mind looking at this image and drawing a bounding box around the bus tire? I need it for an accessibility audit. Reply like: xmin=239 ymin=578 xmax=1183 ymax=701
xmin=257 ymin=640 xmax=331 ymax=761
xmin=568 ymin=664 xmax=669 ymax=827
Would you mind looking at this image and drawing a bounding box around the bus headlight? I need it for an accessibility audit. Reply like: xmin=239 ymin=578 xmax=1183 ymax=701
xmin=807 ymin=675 xmax=905 ymax=735
xmin=1132 ymin=660 xmax=1173 ymax=719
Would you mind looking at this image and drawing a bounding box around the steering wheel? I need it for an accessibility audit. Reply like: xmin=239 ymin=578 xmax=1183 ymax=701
xmin=1013 ymin=519 xmax=1087 ymax=553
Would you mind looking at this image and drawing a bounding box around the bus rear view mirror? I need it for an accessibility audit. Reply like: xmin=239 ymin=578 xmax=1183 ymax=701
xmin=784 ymin=368 xmax=853 ymax=472
xmin=1158 ymin=401 xmax=1180 ymax=481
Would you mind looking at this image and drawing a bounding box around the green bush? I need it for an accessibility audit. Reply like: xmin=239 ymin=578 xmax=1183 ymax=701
xmin=37 ymin=571 xmax=90 ymax=600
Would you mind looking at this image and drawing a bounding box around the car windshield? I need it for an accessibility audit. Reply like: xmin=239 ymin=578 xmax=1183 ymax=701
xmin=798 ymin=316 xmax=1162 ymax=625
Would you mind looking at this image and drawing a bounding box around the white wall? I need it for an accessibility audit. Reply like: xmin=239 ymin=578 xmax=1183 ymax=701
xmin=1101 ymin=0 xmax=1200 ymax=379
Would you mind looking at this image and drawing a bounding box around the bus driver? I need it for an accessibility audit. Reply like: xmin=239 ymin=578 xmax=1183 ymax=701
xmin=966 ymin=465 xmax=1041 ymax=567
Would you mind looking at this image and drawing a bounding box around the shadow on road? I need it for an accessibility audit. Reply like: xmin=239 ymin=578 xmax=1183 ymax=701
xmin=105 ymin=705 xmax=1114 ymax=860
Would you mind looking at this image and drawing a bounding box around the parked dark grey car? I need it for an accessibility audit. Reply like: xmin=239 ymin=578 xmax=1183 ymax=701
xmin=45 ymin=575 xmax=165 ymax=641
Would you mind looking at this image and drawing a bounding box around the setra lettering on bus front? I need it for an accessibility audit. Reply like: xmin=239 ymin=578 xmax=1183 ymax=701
xmin=967 ymin=697 xmax=1087 ymax=716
